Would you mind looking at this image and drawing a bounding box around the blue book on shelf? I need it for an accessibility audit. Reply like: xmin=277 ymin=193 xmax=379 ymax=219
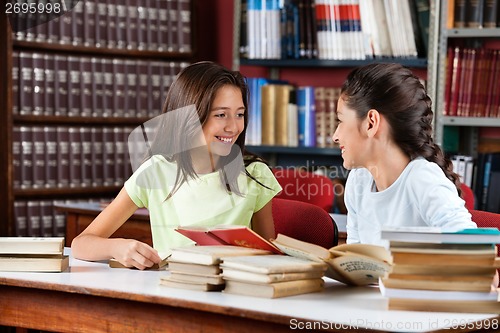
xmin=296 ymin=86 xmax=315 ymax=147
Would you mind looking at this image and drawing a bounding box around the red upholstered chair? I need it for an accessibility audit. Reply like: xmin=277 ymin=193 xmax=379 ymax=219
xmin=272 ymin=197 xmax=338 ymax=249
xmin=461 ymin=183 xmax=475 ymax=210
xmin=272 ymin=168 xmax=334 ymax=212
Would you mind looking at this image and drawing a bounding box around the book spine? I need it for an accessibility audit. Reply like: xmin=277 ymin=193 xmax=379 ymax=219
xmin=68 ymin=127 xmax=82 ymax=188
xmin=466 ymin=0 xmax=485 ymax=28
xmin=127 ymin=0 xmax=139 ymax=50
xmin=91 ymin=127 xmax=104 ymax=186
xmin=14 ymin=200 xmax=27 ymax=237
xmin=147 ymin=0 xmax=159 ymax=51
xmin=124 ymin=59 xmax=137 ymax=117
xmin=40 ymin=200 xmax=54 ymax=237
xmin=44 ymin=126 xmax=58 ymax=189
xmin=297 ymin=86 xmax=316 ymax=147
xmin=56 ymin=126 xmax=70 ymax=188
xmin=114 ymin=127 xmax=125 ymax=186
xmin=103 ymin=127 xmax=115 ymax=186
xmin=32 ymin=53 xmax=45 ymax=116
xmin=27 ymin=201 xmax=41 ymax=237
xmin=483 ymin=0 xmax=498 ymax=28
xmin=12 ymin=127 xmax=21 ymax=189
xmin=12 ymin=51 xmax=19 ymax=115
xmin=84 ymin=0 xmax=97 ymax=47
xmin=116 ymin=0 xmax=128 ymax=49
xmin=80 ymin=127 xmax=93 ymax=187
xmin=91 ymin=57 xmax=104 ymax=117
xmin=102 ymin=58 xmax=114 ymax=117
xmin=20 ymin=126 xmax=33 ymax=190
xmin=107 ymin=0 xmax=118 ymax=49
xmin=44 ymin=54 xmax=55 ymax=116
xmin=72 ymin=0 xmax=84 ymax=46
xmin=96 ymin=2 xmax=108 ymax=47
xmin=113 ymin=59 xmax=126 ymax=117
xmin=32 ymin=126 xmax=46 ymax=189
xmin=54 ymin=55 xmax=68 ymax=116
xmin=157 ymin=0 xmax=168 ymax=51
xmin=80 ymin=57 xmax=93 ymax=117
xmin=67 ymin=56 xmax=81 ymax=117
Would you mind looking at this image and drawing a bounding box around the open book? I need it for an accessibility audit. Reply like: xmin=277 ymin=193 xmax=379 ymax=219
xmin=271 ymin=234 xmax=392 ymax=286
xmin=175 ymin=225 xmax=282 ymax=254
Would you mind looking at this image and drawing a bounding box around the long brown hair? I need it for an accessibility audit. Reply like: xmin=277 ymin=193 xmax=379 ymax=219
xmin=341 ymin=63 xmax=462 ymax=195
xmin=148 ymin=61 xmax=268 ymax=198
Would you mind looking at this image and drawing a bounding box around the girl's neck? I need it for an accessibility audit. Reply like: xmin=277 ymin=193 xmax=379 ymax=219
xmin=367 ymin=145 xmax=410 ymax=192
xmin=190 ymin=147 xmax=218 ymax=174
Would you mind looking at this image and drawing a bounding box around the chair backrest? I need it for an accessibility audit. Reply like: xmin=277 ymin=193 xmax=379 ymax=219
xmin=470 ymin=209 xmax=500 ymax=257
xmin=461 ymin=183 xmax=475 ymax=210
xmin=272 ymin=168 xmax=334 ymax=212
xmin=272 ymin=197 xmax=338 ymax=249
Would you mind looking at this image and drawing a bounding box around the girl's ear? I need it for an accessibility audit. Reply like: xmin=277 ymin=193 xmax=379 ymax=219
xmin=365 ymin=109 xmax=380 ymax=138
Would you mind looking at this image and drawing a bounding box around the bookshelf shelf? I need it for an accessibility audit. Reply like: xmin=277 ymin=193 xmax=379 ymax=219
xmin=446 ymin=28 xmax=500 ymax=38
xmin=13 ymin=40 xmax=193 ymax=59
xmin=441 ymin=117 xmax=500 ymax=127
xmin=14 ymin=186 xmax=121 ymax=198
xmin=240 ymin=58 xmax=428 ymax=69
xmin=13 ymin=115 xmax=150 ymax=125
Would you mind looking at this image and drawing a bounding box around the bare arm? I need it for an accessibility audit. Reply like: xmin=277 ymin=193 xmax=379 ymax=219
xmin=71 ymin=188 xmax=161 ymax=269
xmin=251 ymin=201 xmax=276 ymax=241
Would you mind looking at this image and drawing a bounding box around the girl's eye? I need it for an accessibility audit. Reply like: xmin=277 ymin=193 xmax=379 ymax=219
xmin=214 ymin=113 xmax=225 ymax=118
xmin=237 ymin=112 xmax=245 ymax=118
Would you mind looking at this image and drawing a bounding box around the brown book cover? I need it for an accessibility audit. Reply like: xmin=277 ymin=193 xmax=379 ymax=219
xmin=314 ymin=87 xmax=327 ymax=148
xmin=454 ymin=0 xmax=467 ymax=28
xmin=112 ymin=59 xmax=126 ymax=117
xmin=96 ymin=2 xmax=108 ymax=47
xmin=91 ymin=57 xmax=104 ymax=117
xmin=71 ymin=0 xmax=84 ymax=46
xmin=106 ymin=0 xmax=118 ymax=49
xmin=137 ymin=0 xmax=149 ymax=50
xmin=102 ymin=58 xmax=114 ymax=117
xmin=116 ymin=0 xmax=128 ymax=49
xmin=32 ymin=53 xmax=45 ymax=116
xmin=67 ymin=56 xmax=81 ymax=117
xmin=223 ymin=278 xmax=324 ymax=298
xmin=44 ymin=54 xmax=55 ymax=116
xmin=261 ymin=84 xmax=277 ymax=145
xmin=80 ymin=57 xmax=93 ymax=117
xmin=20 ymin=126 xmax=33 ymax=189
xmin=27 ymin=201 xmax=41 ymax=237
xmin=102 ymin=127 xmax=115 ymax=186
xmin=13 ymin=201 xmax=28 ymax=237
xmin=124 ymin=59 xmax=138 ymax=117
xmin=178 ymin=0 xmax=192 ymax=53
xmin=157 ymin=0 xmax=168 ymax=51
xmin=126 ymin=0 xmax=138 ymax=50
xmin=19 ymin=52 xmax=33 ymax=116
xmin=80 ymin=127 xmax=93 ymax=188
xmin=91 ymin=127 xmax=104 ymax=186
xmin=83 ymin=0 xmax=96 ymax=47
xmin=12 ymin=127 xmax=21 ymax=189
xmin=113 ymin=127 xmax=125 ymax=186
xmin=483 ymin=0 xmax=498 ymax=28
xmin=147 ymin=2 xmax=158 ymax=51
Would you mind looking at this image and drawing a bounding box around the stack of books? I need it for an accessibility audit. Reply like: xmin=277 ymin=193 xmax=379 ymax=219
xmin=0 ymin=237 xmax=69 ymax=272
xmin=380 ymin=227 xmax=500 ymax=313
xmin=221 ymin=254 xmax=327 ymax=298
xmin=160 ymin=245 xmax=270 ymax=291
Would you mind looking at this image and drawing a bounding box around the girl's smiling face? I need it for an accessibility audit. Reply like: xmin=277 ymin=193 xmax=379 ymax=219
xmin=332 ymin=97 xmax=370 ymax=170
xmin=202 ymin=85 xmax=245 ymax=158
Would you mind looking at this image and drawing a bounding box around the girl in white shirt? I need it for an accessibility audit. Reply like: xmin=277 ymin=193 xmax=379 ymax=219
xmin=332 ymin=63 xmax=476 ymax=246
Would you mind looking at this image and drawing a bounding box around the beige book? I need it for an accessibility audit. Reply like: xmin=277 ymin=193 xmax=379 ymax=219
xmin=271 ymin=234 xmax=392 ymax=286
xmin=274 ymin=85 xmax=292 ymax=146
xmin=388 ymin=298 xmax=500 ymax=314
xmin=220 ymin=254 xmax=327 ymax=274
xmin=261 ymin=84 xmax=276 ymax=145
xmin=169 ymin=245 xmax=270 ymax=266
xmin=222 ymin=268 xmax=325 ymax=284
xmin=389 ymin=241 xmax=497 ymax=255
xmin=391 ymin=252 xmax=495 ymax=267
xmin=160 ymin=276 xmax=225 ymax=291
xmin=168 ymin=261 xmax=221 ymax=275
xmin=168 ymin=272 xmax=224 ymax=285
xmin=390 ymin=263 xmax=497 ymax=276
xmin=223 ymin=278 xmax=324 ymax=298
xmin=0 ymin=254 xmax=69 ymax=272
xmin=381 ymin=274 xmax=494 ymax=292
xmin=0 ymin=237 xmax=65 ymax=255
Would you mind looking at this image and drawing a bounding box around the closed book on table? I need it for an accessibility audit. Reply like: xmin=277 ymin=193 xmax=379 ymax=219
xmin=223 ymin=278 xmax=324 ymax=298
xmin=160 ymin=276 xmax=225 ymax=291
xmin=168 ymin=261 xmax=222 ymax=275
xmin=0 ymin=237 xmax=64 ymax=254
xmin=220 ymin=254 xmax=327 ymax=274
xmin=168 ymin=272 xmax=224 ymax=285
xmin=168 ymin=245 xmax=270 ymax=266
xmin=0 ymin=254 xmax=69 ymax=272
xmin=222 ymin=268 xmax=324 ymax=284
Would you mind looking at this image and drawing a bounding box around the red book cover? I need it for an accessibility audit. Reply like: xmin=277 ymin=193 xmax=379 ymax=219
xmin=175 ymin=226 xmax=282 ymax=254
xmin=449 ymin=47 xmax=463 ymax=117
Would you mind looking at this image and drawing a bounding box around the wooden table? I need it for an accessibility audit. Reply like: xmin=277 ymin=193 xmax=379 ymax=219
xmin=0 ymin=250 xmax=498 ymax=333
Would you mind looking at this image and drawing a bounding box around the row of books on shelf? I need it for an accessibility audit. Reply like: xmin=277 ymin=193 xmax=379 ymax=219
xmin=12 ymin=51 xmax=189 ymax=118
xmin=451 ymin=152 xmax=500 ymax=213
xmin=13 ymin=126 xmax=134 ymax=191
xmin=443 ymin=47 xmax=500 ymax=118
xmin=380 ymin=226 xmax=500 ymax=313
xmin=13 ymin=198 xmax=112 ymax=238
xmin=246 ymin=77 xmax=340 ymax=148
xmin=240 ymin=0 xmax=428 ymax=60
xmin=450 ymin=0 xmax=500 ymax=29
xmin=9 ymin=0 xmax=192 ymax=53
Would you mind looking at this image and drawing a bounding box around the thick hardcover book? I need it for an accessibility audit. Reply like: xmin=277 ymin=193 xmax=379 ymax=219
xmin=27 ymin=201 xmax=41 ymax=237
xmin=223 ymin=278 xmax=324 ymax=298
xmin=220 ymin=254 xmax=327 ymax=274
xmin=72 ymin=0 xmax=84 ymax=46
xmin=261 ymin=84 xmax=277 ymax=145
xmin=115 ymin=0 xmax=128 ymax=49
xmin=222 ymin=267 xmax=325 ymax=284
xmin=271 ymin=234 xmax=391 ymax=286
xmin=0 ymin=254 xmax=69 ymax=273
xmin=54 ymin=55 xmax=68 ymax=117
xmin=96 ymin=2 xmax=108 ymax=47
xmin=80 ymin=127 xmax=93 ymax=188
xmin=80 ymin=57 xmax=93 ymax=117
xmin=12 ymin=127 xmax=21 ymax=189
xmin=43 ymin=54 xmax=55 ymax=116
xmin=91 ymin=127 xmax=104 ymax=186
xmin=102 ymin=127 xmax=115 ymax=186
xmin=67 ymin=56 xmax=81 ymax=117
xmin=147 ymin=3 xmax=158 ymax=51
xmin=160 ymin=276 xmax=225 ymax=291
xmin=83 ymin=0 xmax=96 ymax=47
xmin=0 ymin=237 xmax=64 ymax=254
xmin=68 ymin=127 xmax=82 ymax=188
xmin=20 ymin=126 xmax=33 ymax=189
xmin=32 ymin=126 xmax=46 ymax=189
xmin=175 ymin=226 xmax=282 ymax=254
xmin=168 ymin=245 xmax=270 ymax=266
xmin=454 ymin=0 xmax=467 ymax=28
xmin=56 ymin=126 xmax=70 ymax=188
xmin=19 ymin=52 xmax=33 ymax=115
xmin=168 ymin=260 xmax=222 ymax=275
xmin=14 ymin=201 xmax=28 ymax=237
xmin=483 ymin=0 xmax=498 ymax=28
xmin=381 ymin=226 xmax=500 ymax=244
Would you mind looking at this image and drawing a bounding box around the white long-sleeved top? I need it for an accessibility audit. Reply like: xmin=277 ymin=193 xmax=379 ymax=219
xmin=345 ymin=157 xmax=476 ymax=246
